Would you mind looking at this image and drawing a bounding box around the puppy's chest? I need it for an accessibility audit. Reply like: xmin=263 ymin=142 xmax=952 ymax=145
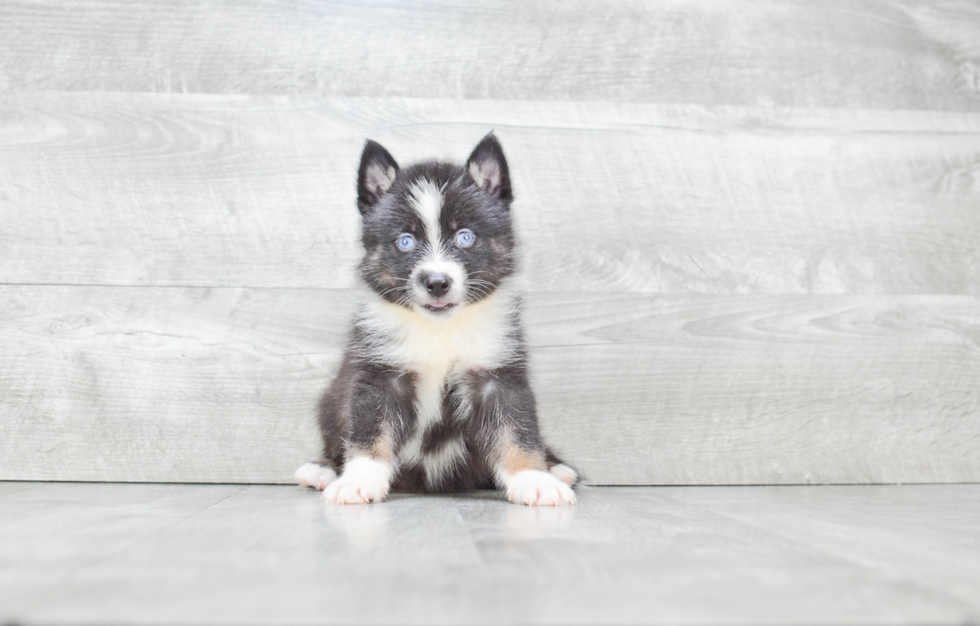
xmin=389 ymin=319 xmax=510 ymax=482
xmin=396 ymin=323 xmax=502 ymax=425
xmin=380 ymin=307 xmax=514 ymax=410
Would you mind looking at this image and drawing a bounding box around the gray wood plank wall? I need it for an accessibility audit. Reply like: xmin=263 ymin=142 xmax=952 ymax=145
xmin=1 ymin=0 xmax=978 ymax=484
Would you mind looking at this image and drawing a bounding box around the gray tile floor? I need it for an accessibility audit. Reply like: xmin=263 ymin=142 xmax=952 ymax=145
xmin=1 ymin=483 xmax=978 ymax=625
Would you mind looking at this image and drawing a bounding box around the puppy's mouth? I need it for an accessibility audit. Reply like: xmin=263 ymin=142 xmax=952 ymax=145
xmin=423 ymin=301 xmax=456 ymax=313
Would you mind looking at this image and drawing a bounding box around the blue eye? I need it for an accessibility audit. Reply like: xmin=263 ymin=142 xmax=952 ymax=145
xmin=455 ymin=229 xmax=476 ymax=248
xmin=395 ymin=234 xmax=415 ymax=251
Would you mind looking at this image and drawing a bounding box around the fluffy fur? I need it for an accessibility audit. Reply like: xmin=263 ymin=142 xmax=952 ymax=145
xmin=296 ymin=134 xmax=577 ymax=506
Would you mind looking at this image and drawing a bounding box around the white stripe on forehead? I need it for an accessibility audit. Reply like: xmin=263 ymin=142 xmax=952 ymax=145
xmin=408 ymin=179 xmax=444 ymax=247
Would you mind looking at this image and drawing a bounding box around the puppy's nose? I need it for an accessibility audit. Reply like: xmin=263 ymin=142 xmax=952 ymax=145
xmin=423 ymin=273 xmax=452 ymax=298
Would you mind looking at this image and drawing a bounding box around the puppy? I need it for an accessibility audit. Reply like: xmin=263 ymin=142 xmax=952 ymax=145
xmin=295 ymin=134 xmax=577 ymax=506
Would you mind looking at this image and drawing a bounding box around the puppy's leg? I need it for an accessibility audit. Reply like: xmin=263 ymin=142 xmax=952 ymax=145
xmin=323 ymin=366 xmax=414 ymax=505
xmin=298 ymin=358 xmax=354 ymax=491
xmin=469 ymin=368 xmax=575 ymax=506
xmin=496 ymin=437 xmax=576 ymax=506
xmin=323 ymin=453 xmax=394 ymax=505
xmin=324 ymin=428 xmax=399 ymax=505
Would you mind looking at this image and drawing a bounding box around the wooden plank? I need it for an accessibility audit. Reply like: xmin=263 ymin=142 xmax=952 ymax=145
xmin=2 ymin=285 xmax=977 ymax=484
xmin=2 ymin=93 xmax=979 ymax=293
xmin=0 ymin=286 xmax=341 ymax=483
xmin=531 ymin=293 xmax=980 ymax=484
xmin=1 ymin=0 xmax=978 ymax=110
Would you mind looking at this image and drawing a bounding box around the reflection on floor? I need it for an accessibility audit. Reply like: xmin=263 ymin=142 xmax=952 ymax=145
xmin=1 ymin=482 xmax=978 ymax=625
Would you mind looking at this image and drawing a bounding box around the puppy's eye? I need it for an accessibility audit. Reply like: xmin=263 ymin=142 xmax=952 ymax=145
xmin=455 ymin=229 xmax=476 ymax=248
xmin=395 ymin=234 xmax=415 ymax=252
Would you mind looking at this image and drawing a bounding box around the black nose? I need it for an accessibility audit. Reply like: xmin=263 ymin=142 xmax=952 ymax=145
xmin=423 ymin=273 xmax=452 ymax=298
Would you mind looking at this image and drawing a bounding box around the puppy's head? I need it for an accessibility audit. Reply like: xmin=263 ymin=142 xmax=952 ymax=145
xmin=356 ymin=134 xmax=516 ymax=321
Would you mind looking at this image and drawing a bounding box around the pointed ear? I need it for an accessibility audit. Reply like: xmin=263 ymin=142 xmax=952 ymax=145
xmin=357 ymin=140 xmax=399 ymax=214
xmin=466 ymin=132 xmax=512 ymax=203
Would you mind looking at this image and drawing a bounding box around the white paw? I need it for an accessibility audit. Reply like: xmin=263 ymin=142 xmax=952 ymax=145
xmin=295 ymin=463 xmax=338 ymax=490
xmin=505 ymin=470 xmax=577 ymax=506
xmin=322 ymin=457 xmax=392 ymax=505
xmin=549 ymin=463 xmax=578 ymax=486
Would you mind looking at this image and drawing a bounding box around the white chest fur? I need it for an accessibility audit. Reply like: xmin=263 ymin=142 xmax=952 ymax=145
xmin=355 ymin=285 xmax=520 ymax=480
xmin=358 ymin=283 xmax=518 ymax=369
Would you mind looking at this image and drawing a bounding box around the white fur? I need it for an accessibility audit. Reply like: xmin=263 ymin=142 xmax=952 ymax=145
xmin=549 ymin=463 xmax=578 ymax=486
xmin=504 ymin=470 xmax=577 ymax=506
xmin=398 ymin=430 xmax=425 ymax=467
xmin=408 ymin=178 xmax=468 ymax=311
xmin=421 ymin=437 xmax=468 ymax=487
xmin=323 ymin=456 xmax=393 ymax=505
xmin=408 ymin=178 xmax=443 ymax=247
xmin=384 ymin=377 xmax=471 ymax=486
xmin=294 ymin=463 xmax=338 ymax=490
xmin=414 ymin=366 xmax=451 ymax=432
xmin=398 ymin=423 xmax=468 ymax=487
xmin=356 ymin=283 xmax=520 ymax=434
xmin=362 ymin=286 xmax=517 ymax=445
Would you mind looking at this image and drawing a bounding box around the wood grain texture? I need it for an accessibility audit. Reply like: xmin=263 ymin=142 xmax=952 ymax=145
xmin=2 ymin=285 xmax=977 ymax=484
xmin=0 ymin=286 xmax=335 ymax=482
xmin=533 ymin=295 xmax=980 ymax=485
xmin=3 ymin=0 xmax=979 ymax=488
xmin=1 ymin=0 xmax=978 ymax=110
xmin=2 ymin=93 xmax=978 ymax=293
xmin=2 ymin=483 xmax=979 ymax=624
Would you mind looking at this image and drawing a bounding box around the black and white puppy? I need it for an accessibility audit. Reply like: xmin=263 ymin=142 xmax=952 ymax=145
xmin=295 ymin=134 xmax=577 ymax=506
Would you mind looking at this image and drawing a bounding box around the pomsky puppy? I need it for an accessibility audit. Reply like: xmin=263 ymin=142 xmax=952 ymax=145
xmin=295 ymin=134 xmax=577 ymax=506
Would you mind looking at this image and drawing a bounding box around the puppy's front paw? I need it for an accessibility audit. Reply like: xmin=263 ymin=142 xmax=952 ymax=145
xmin=505 ymin=470 xmax=577 ymax=506
xmin=295 ymin=463 xmax=337 ymax=490
xmin=322 ymin=457 xmax=392 ymax=505
xmin=323 ymin=480 xmax=385 ymax=505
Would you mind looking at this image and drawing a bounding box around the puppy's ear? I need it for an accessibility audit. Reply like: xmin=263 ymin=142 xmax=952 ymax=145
xmin=357 ymin=140 xmax=399 ymax=214
xmin=466 ymin=132 xmax=512 ymax=203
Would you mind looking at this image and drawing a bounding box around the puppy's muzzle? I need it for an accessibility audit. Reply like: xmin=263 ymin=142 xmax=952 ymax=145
xmin=422 ymin=273 xmax=452 ymax=299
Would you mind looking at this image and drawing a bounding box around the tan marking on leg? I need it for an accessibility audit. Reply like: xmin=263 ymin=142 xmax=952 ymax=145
xmin=373 ymin=436 xmax=396 ymax=465
xmin=500 ymin=441 xmax=547 ymax=476
xmin=347 ymin=422 xmax=397 ymax=466
xmin=493 ymin=429 xmax=575 ymax=506
xmin=346 ymin=445 xmax=394 ymax=467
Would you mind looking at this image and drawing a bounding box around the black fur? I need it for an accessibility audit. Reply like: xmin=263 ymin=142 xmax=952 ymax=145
xmin=358 ymin=161 xmax=516 ymax=308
